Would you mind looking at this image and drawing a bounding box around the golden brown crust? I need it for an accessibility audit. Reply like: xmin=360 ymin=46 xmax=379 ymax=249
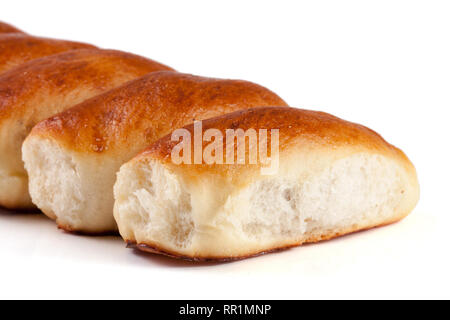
xmin=0 ymin=48 xmax=173 ymax=125
xmin=118 ymin=107 xmax=418 ymax=261
xmin=0 ymin=21 xmax=23 ymax=34
xmin=30 ymin=72 xmax=288 ymax=155
xmin=137 ymin=107 xmax=414 ymax=179
xmin=0 ymin=48 xmax=174 ymax=209
xmin=0 ymin=33 xmax=95 ymax=74
xmin=125 ymin=214 xmax=405 ymax=262
xmin=146 ymin=107 xmax=402 ymax=157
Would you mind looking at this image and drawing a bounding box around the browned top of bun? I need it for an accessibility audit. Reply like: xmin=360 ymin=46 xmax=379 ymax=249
xmin=0 ymin=21 xmax=23 ymax=34
xmin=0 ymin=49 xmax=174 ymax=126
xmin=137 ymin=107 xmax=413 ymax=177
xmin=30 ymin=72 xmax=288 ymax=155
xmin=0 ymin=33 xmax=95 ymax=73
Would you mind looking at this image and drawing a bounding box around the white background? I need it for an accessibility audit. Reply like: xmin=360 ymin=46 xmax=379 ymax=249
xmin=1 ymin=0 xmax=449 ymax=299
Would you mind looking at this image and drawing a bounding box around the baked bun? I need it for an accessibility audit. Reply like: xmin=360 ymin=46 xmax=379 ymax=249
xmin=0 ymin=33 xmax=95 ymax=73
xmin=0 ymin=49 xmax=173 ymax=209
xmin=22 ymin=72 xmax=288 ymax=233
xmin=113 ymin=107 xmax=419 ymax=261
xmin=0 ymin=21 xmax=23 ymax=34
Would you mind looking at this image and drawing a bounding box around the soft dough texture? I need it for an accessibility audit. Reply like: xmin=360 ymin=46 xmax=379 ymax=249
xmin=0 ymin=49 xmax=173 ymax=209
xmin=0 ymin=21 xmax=23 ymax=34
xmin=22 ymin=72 xmax=288 ymax=233
xmin=0 ymin=33 xmax=95 ymax=74
xmin=113 ymin=107 xmax=420 ymax=261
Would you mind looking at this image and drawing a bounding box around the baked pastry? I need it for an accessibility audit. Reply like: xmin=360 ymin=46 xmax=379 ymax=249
xmin=0 ymin=21 xmax=23 ymax=34
xmin=0 ymin=33 xmax=95 ymax=73
xmin=113 ymin=107 xmax=419 ymax=261
xmin=0 ymin=49 xmax=173 ymax=209
xmin=22 ymin=72 xmax=288 ymax=233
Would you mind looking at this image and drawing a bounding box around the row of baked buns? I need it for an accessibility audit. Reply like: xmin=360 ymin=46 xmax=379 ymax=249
xmin=0 ymin=21 xmax=419 ymax=261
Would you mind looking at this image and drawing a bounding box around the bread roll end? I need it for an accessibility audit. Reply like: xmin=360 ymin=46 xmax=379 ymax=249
xmin=113 ymin=107 xmax=419 ymax=260
xmin=114 ymin=152 xmax=418 ymax=260
xmin=22 ymin=137 xmax=119 ymax=233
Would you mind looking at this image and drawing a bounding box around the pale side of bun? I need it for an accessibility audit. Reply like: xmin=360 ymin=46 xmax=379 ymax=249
xmin=0 ymin=49 xmax=173 ymax=209
xmin=0 ymin=33 xmax=95 ymax=74
xmin=114 ymin=107 xmax=420 ymax=261
xmin=23 ymin=72 xmax=288 ymax=233
xmin=0 ymin=21 xmax=23 ymax=34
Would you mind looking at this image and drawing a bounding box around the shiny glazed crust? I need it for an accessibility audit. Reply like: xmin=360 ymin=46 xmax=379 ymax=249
xmin=0 ymin=21 xmax=23 ymax=34
xmin=119 ymin=107 xmax=419 ymax=261
xmin=0 ymin=33 xmax=95 ymax=73
xmin=23 ymin=72 xmax=287 ymax=231
xmin=139 ymin=107 xmax=417 ymax=179
xmin=0 ymin=49 xmax=173 ymax=209
xmin=29 ymin=72 xmax=288 ymax=155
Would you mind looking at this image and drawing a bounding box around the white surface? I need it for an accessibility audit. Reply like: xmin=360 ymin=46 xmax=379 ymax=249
xmin=1 ymin=0 xmax=449 ymax=299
